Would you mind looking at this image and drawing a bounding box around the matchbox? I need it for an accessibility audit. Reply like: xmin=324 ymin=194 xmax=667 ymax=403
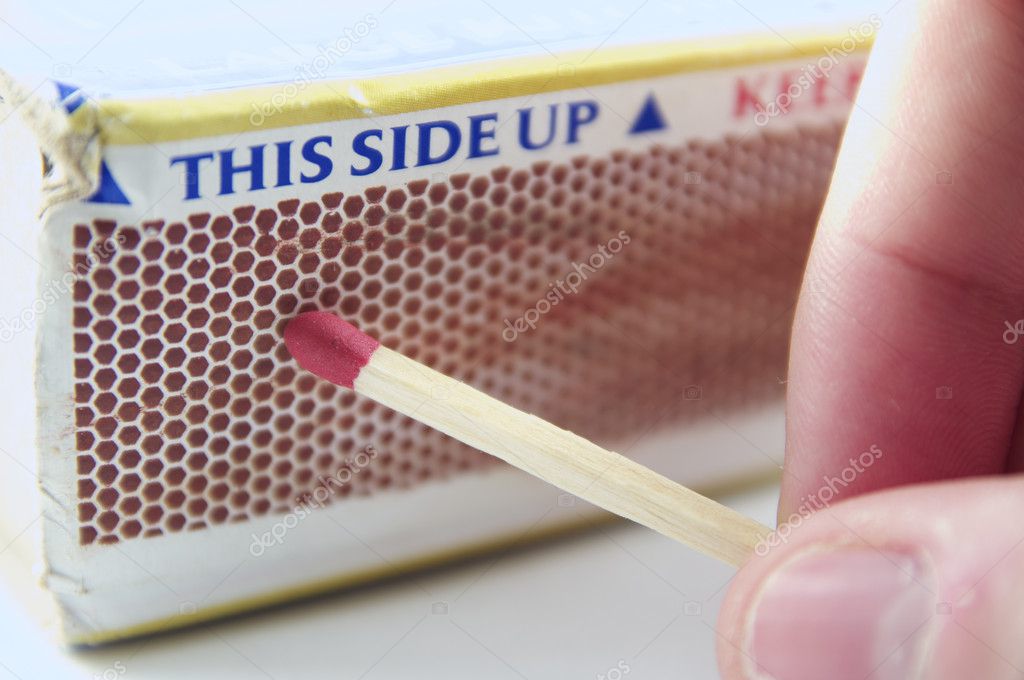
xmin=0 ymin=1 xmax=874 ymax=643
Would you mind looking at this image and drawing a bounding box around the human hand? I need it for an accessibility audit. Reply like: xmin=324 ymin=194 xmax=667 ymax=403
xmin=716 ymin=1 xmax=1024 ymax=678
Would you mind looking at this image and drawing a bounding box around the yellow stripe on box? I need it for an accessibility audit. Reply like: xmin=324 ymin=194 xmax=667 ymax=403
xmin=80 ymin=32 xmax=871 ymax=146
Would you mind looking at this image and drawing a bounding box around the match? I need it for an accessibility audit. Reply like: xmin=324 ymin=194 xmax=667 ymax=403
xmin=284 ymin=310 xmax=773 ymax=567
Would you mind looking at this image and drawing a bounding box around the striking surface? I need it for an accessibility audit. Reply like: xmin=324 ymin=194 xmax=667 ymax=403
xmin=284 ymin=312 xmax=380 ymax=389
xmin=70 ymin=131 xmax=838 ymax=545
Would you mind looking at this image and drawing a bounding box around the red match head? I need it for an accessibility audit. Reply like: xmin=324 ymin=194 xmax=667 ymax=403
xmin=283 ymin=312 xmax=380 ymax=389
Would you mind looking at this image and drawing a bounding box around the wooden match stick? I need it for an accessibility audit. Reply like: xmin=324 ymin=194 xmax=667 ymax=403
xmin=284 ymin=311 xmax=772 ymax=567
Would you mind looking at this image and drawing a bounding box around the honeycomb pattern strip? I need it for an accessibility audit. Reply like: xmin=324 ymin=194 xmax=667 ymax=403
xmin=72 ymin=127 xmax=842 ymax=544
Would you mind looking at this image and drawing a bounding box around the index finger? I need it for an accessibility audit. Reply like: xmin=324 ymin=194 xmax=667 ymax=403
xmin=781 ymin=0 xmax=1024 ymax=517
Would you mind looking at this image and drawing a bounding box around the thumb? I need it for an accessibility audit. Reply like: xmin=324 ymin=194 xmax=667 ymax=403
xmin=716 ymin=476 xmax=1024 ymax=680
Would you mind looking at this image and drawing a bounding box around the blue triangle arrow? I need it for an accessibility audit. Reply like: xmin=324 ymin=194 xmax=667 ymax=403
xmin=629 ymin=94 xmax=667 ymax=134
xmin=53 ymin=81 xmax=86 ymax=114
xmin=86 ymin=160 xmax=131 ymax=205
xmin=52 ymin=81 xmax=130 ymax=205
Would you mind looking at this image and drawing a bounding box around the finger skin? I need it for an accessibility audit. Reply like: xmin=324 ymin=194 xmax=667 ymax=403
xmin=782 ymin=0 xmax=1024 ymax=517
xmin=717 ymin=476 xmax=1024 ymax=680
xmin=717 ymin=2 xmax=1024 ymax=677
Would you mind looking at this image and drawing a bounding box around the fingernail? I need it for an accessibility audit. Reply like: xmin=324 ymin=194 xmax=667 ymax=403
xmin=747 ymin=548 xmax=933 ymax=680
